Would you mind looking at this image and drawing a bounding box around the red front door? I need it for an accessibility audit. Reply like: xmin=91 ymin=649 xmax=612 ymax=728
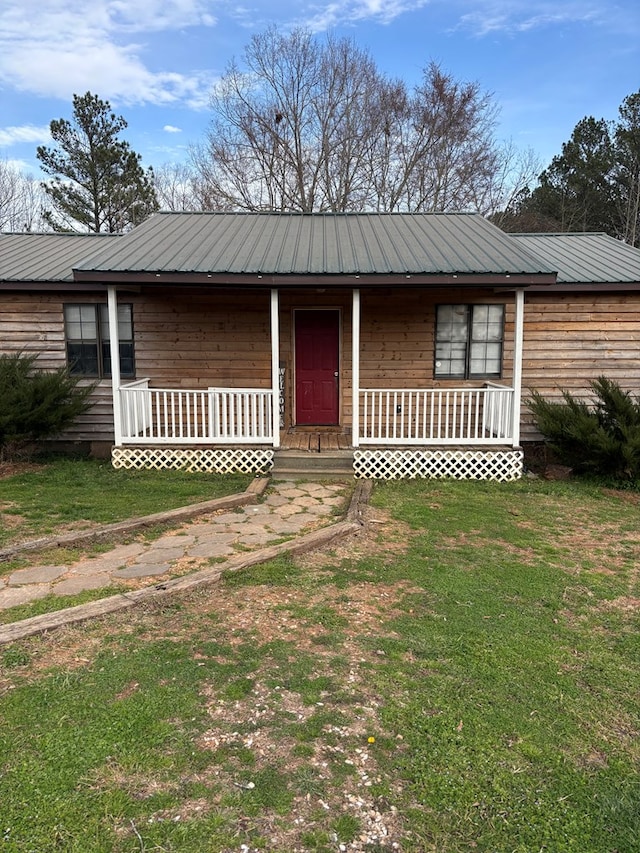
xmin=295 ymin=310 xmax=340 ymax=425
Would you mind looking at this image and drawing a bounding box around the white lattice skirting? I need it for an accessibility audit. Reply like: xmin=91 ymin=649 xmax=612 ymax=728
xmin=353 ymin=449 xmax=523 ymax=481
xmin=111 ymin=447 xmax=274 ymax=474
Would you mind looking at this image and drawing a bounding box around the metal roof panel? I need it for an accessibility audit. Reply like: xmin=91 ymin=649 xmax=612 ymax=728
xmin=71 ymin=211 xmax=553 ymax=276
xmin=510 ymin=233 xmax=640 ymax=283
xmin=0 ymin=232 xmax=119 ymax=282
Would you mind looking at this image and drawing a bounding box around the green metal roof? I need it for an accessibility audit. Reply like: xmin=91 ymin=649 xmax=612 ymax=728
xmin=0 ymin=232 xmax=118 ymax=282
xmin=72 ymin=212 xmax=553 ymax=277
xmin=510 ymin=232 xmax=640 ymax=283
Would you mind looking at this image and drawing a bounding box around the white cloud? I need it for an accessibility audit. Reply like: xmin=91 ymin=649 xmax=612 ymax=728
xmin=299 ymin=0 xmax=430 ymax=31
xmin=454 ymin=1 xmax=603 ymax=37
xmin=0 ymin=125 xmax=51 ymax=147
xmin=0 ymin=0 xmax=218 ymax=108
xmin=163 ymin=124 xmax=182 ymax=133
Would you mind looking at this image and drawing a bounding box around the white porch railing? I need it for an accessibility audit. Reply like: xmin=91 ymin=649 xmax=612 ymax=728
xmin=359 ymin=385 xmax=514 ymax=445
xmin=119 ymin=381 xmax=273 ymax=445
xmin=119 ymin=382 xmax=513 ymax=447
xmin=209 ymin=387 xmax=273 ymax=443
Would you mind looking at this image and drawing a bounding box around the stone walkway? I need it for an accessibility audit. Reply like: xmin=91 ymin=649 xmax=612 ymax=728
xmin=0 ymin=481 xmax=348 ymax=612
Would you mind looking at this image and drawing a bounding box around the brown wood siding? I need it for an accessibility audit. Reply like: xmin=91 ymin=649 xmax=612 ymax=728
xmin=134 ymin=289 xmax=272 ymax=388
xmin=359 ymin=289 xmax=516 ymax=390
xmin=522 ymin=292 xmax=640 ymax=441
xmin=0 ymin=292 xmax=115 ymax=442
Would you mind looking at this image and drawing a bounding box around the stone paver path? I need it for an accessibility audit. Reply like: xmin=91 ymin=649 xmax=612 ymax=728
xmin=0 ymin=482 xmax=347 ymax=611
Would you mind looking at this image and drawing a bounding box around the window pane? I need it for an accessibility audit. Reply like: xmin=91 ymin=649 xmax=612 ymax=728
xmin=97 ymin=304 xmax=134 ymax=377
xmin=67 ymin=342 xmax=99 ymax=376
xmin=436 ymin=304 xmax=468 ymax=342
xmin=469 ymin=342 xmax=502 ymax=377
xmin=102 ymin=342 xmax=135 ymax=377
xmin=472 ymin=304 xmax=503 ymax=342
xmin=98 ymin=303 xmax=133 ymax=341
xmin=119 ymin=343 xmax=135 ymax=377
xmin=435 ymin=342 xmax=466 ymax=377
xmin=64 ymin=304 xmax=96 ymax=341
xmin=99 ymin=305 xmax=110 ymax=341
xmin=435 ymin=305 xmax=468 ymax=376
xmin=117 ymin=305 xmax=133 ymax=339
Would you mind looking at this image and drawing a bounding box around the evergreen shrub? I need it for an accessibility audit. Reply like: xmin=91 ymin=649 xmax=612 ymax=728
xmin=0 ymin=353 xmax=94 ymax=460
xmin=527 ymin=376 xmax=640 ymax=482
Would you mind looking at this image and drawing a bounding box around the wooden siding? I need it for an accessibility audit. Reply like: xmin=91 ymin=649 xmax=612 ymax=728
xmin=0 ymin=292 xmax=114 ymax=442
xmin=522 ymin=292 xmax=640 ymax=441
xmin=134 ymin=289 xmax=272 ymax=388
xmin=359 ymin=289 xmax=516 ymax=390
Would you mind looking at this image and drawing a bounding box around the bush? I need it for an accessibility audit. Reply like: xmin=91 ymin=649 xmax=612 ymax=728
xmin=0 ymin=353 xmax=94 ymax=460
xmin=527 ymin=377 xmax=640 ymax=481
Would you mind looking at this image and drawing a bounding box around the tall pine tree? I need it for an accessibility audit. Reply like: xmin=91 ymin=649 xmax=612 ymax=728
xmin=37 ymin=92 xmax=158 ymax=233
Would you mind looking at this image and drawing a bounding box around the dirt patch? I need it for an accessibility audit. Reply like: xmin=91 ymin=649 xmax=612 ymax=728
xmin=297 ymin=503 xmax=414 ymax=569
xmin=601 ymin=488 xmax=640 ymax=505
xmin=0 ymin=462 xmax=45 ymax=480
xmin=595 ymin=596 xmax=640 ymax=614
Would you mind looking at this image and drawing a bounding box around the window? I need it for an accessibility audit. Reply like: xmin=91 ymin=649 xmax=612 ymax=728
xmin=64 ymin=304 xmax=134 ymax=378
xmin=435 ymin=304 xmax=504 ymax=379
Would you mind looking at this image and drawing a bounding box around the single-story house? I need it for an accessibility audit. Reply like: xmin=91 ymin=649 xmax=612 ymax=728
xmin=2 ymin=213 xmax=640 ymax=480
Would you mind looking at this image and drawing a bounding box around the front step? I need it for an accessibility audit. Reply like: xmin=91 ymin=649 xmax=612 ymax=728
xmin=272 ymin=449 xmax=354 ymax=479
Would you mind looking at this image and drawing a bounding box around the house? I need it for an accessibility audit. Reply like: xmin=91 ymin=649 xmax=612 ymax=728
xmin=4 ymin=212 xmax=637 ymax=480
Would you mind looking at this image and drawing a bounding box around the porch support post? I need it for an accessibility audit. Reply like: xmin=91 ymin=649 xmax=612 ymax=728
xmin=271 ymin=288 xmax=280 ymax=449
xmin=352 ymin=288 xmax=360 ymax=448
xmin=107 ymin=286 xmax=123 ymax=447
xmin=511 ymin=288 xmax=524 ymax=448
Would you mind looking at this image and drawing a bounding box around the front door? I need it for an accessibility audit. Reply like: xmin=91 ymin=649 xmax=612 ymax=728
xmin=295 ymin=310 xmax=340 ymax=425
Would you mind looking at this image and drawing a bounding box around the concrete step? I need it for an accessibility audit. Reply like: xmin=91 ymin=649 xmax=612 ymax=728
xmin=272 ymin=450 xmax=354 ymax=479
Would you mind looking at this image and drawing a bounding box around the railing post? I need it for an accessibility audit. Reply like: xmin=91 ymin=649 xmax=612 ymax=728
xmin=271 ymin=289 xmax=280 ymax=449
xmin=512 ymin=289 xmax=524 ymax=447
xmin=107 ymin=286 xmax=122 ymax=447
xmin=352 ymin=289 xmax=360 ymax=448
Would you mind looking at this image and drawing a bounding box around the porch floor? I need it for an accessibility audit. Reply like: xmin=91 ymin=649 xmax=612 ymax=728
xmin=281 ymin=428 xmax=352 ymax=452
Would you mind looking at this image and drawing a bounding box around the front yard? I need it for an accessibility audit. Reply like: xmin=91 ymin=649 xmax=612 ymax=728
xmin=1 ymin=475 xmax=639 ymax=851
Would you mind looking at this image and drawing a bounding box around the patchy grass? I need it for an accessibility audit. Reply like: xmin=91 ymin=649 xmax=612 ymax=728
xmin=1 ymin=478 xmax=639 ymax=851
xmin=0 ymin=585 xmax=130 ymax=625
xmin=0 ymin=457 xmax=252 ymax=548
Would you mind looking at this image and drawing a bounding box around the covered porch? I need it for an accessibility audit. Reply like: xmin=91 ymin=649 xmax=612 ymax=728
xmin=107 ymin=286 xmax=526 ymax=481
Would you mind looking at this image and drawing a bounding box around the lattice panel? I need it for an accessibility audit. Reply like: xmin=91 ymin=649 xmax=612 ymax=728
xmin=353 ymin=449 xmax=523 ymax=482
xmin=112 ymin=446 xmax=274 ymax=474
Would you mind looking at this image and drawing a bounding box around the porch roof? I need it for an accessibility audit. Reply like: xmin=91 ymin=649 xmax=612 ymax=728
xmin=72 ymin=212 xmax=555 ymax=284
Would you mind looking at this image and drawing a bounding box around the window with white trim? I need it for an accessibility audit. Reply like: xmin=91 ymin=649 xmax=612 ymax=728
xmin=64 ymin=304 xmax=134 ymax=378
xmin=435 ymin=304 xmax=504 ymax=379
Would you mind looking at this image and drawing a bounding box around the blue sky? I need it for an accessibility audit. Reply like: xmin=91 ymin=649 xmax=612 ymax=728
xmin=1 ymin=0 xmax=639 ymax=179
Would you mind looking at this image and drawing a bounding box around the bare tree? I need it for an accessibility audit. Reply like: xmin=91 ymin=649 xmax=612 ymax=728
xmin=193 ymin=28 xmax=389 ymax=212
xmin=153 ymin=162 xmax=203 ymax=211
xmin=367 ymin=63 xmax=502 ymax=213
xmin=482 ymin=142 xmax=542 ymax=224
xmin=193 ymin=29 xmax=517 ymax=215
xmin=0 ymin=160 xmax=47 ymax=231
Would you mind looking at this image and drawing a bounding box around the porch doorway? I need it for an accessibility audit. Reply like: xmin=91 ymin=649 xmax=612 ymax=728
xmin=294 ymin=309 xmax=340 ymax=425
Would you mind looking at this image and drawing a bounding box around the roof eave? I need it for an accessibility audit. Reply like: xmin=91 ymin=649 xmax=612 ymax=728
xmin=72 ymin=270 xmax=557 ymax=287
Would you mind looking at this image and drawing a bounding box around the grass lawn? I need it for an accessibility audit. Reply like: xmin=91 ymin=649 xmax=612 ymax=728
xmin=0 ymin=457 xmax=252 ymax=549
xmin=1 ymin=477 xmax=639 ymax=851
